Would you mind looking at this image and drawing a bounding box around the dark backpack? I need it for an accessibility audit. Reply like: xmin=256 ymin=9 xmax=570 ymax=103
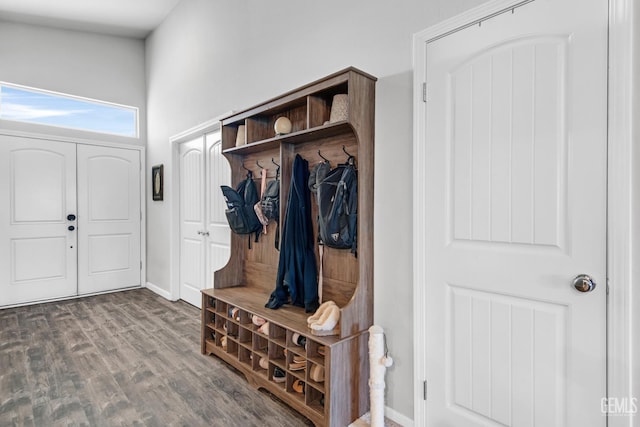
xmin=314 ymin=158 xmax=357 ymax=254
xmin=221 ymin=172 xmax=262 ymax=242
xmin=261 ymin=179 xmax=280 ymax=221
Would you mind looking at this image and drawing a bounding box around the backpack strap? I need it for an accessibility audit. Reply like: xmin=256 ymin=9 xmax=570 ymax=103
xmin=318 ymin=243 xmax=324 ymax=303
xmin=259 ymin=168 xmax=268 ymax=235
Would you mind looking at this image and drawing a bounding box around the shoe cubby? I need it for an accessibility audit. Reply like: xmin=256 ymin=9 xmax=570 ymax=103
xmin=238 ymin=346 xmax=252 ymax=368
xmin=238 ymin=325 xmax=252 ymax=346
xmin=270 ymin=324 xmax=287 ymax=347
xmin=287 ymin=375 xmax=306 ymax=404
xmin=268 ymin=341 xmax=286 ymax=371
xmin=306 ymin=386 xmax=325 ymax=415
xmin=203 ymin=68 xmax=375 ymax=426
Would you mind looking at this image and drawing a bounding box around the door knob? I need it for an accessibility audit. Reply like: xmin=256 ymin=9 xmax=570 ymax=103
xmin=203 ymin=231 xmax=210 ymax=236
xmin=67 ymin=214 xmax=76 ymax=221
xmin=68 ymin=225 xmax=75 ymax=231
xmin=573 ymin=274 xmax=596 ymax=293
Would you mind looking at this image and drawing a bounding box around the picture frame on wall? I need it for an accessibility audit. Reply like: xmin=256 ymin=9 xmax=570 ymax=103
xmin=152 ymin=164 xmax=164 ymax=201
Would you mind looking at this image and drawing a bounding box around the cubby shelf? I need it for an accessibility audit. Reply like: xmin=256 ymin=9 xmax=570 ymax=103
xmin=201 ymin=67 xmax=375 ymax=427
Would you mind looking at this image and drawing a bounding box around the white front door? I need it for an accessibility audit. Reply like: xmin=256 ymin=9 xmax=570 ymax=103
xmin=77 ymin=145 xmax=141 ymax=295
xmin=179 ymin=131 xmax=231 ymax=307
xmin=0 ymin=136 xmax=78 ymax=306
xmin=421 ymin=0 xmax=607 ymax=425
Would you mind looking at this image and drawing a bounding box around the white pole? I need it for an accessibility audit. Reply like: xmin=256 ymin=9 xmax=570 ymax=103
xmin=368 ymin=325 xmax=393 ymax=427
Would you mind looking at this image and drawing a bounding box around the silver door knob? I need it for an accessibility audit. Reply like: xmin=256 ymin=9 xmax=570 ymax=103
xmin=573 ymin=274 xmax=596 ymax=293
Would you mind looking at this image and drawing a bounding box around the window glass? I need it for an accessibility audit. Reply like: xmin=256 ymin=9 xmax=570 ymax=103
xmin=0 ymin=83 xmax=138 ymax=138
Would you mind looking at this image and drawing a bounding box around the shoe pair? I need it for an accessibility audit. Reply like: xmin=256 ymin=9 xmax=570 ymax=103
xmin=259 ymin=356 xmax=268 ymax=370
xmin=310 ymin=364 xmax=324 ymax=382
xmin=291 ymin=333 xmax=307 ymax=348
xmin=292 ymin=379 xmax=305 ymax=394
xmin=251 ymin=314 xmax=266 ymax=327
xmin=307 ymin=301 xmax=340 ymax=332
xmin=257 ymin=321 xmax=270 ymax=335
xmin=273 ymin=366 xmax=286 ymax=383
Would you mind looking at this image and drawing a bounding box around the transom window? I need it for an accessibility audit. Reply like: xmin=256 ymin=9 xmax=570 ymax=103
xmin=0 ymin=83 xmax=138 ymax=138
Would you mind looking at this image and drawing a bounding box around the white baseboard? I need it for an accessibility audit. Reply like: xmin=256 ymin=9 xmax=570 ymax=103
xmin=144 ymin=281 xmax=174 ymax=301
xmin=350 ymin=407 xmax=414 ymax=427
xmin=386 ymin=406 xmax=414 ymax=427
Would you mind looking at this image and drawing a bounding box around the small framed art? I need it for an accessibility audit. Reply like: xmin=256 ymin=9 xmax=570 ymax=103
xmin=152 ymin=164 xmax=164 ymax=201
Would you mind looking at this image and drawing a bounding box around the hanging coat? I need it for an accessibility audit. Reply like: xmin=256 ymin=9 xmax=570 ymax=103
xmin=265 ymin=154 xmax=319 ymax=313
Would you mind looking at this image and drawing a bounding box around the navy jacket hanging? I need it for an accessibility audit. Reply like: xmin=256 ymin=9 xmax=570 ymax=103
xmin=265 ymin=154 xmax=319 ymax=313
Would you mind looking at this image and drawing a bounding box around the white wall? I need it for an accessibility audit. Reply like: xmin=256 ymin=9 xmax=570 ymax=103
xmin=145 ymin=0 xmax=489 ymax=420
xmin=0 ymin=20 xmax=146 ymax=145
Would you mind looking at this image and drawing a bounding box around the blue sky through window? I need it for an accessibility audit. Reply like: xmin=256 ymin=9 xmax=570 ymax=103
xmin=0 ymin=84 xmax=138 ymax=137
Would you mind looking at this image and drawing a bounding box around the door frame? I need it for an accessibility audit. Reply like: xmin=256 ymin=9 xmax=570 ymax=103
xmin=412 ymin=0 xmax=638 ymax=425
xmin=0 ymin=127 xmax=147 ymax=301
xmin=168 ymin=114 xmax=229 ymax=302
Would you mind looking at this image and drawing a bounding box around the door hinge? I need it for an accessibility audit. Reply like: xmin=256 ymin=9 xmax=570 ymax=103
xmin=423 ymin=380 xmax=427 ymax=400
xmin=422 ymin=82 xmax=427 ymax=102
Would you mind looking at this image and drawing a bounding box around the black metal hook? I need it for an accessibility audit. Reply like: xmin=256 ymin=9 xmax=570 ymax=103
xmin=342 ymin=145 xmax=356 ymax=166
xmin=271 ymin=157 xmax=280 ymax=179
xmin=318 ymin=150 xmax=329 ymax=162
xmin=256 ymin=160 xmax=264 ymax=169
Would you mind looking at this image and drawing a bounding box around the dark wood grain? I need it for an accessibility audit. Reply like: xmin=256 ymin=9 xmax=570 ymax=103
xmin=0 ymin=289 xmax=312 ymax=427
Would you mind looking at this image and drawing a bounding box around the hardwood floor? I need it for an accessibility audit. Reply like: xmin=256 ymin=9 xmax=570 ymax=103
xmin=0 ymin=289 xmax=313 ymax=427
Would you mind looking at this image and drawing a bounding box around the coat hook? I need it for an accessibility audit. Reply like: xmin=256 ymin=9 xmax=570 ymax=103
xmin=318 ymin=150 xmax=329 ymax=162
xmin=271 ymin=157 xmax=280 ymax=168
xmin=242 ymin=161 xmax=252 ymax=176
xmin=256 ymin=160 xmax=264 ymax=169
xmin=342 ymin=145 xmax=353 ymax=158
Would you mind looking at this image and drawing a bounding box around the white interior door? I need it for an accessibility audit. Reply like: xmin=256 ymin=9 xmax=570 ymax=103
xmin=204 ymin=132 xmax=231 ymax=293
xmin=179 ymin=131 xmax=231 ymax=307
xmin=77 ymin=145 xmax=141 ymax=295
xmin=179 ymin=136 xmax=206 ymax=306
xmin=421 ymin=0 xmax=607 ymax=425
xmin=0 ymin=135 xmax=77 ymax=306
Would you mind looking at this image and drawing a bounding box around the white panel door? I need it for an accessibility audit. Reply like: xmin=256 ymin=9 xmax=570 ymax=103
xmin=179 ymin=136 xmax=206 ymax=306
xmin=204 ymin=132 xmax=231 ymax=294
xmin=422 ymin=0 xmax=607 ymax=426
xmin=179 ymin=131 xmax=231 ymax=307
xmin=0 ymin=136 xmax=77 ymax=306
xmin=77 ymin=145 xmax=141 ymax=294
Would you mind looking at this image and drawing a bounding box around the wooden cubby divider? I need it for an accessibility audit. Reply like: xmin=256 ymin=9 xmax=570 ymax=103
xmin=202 ymin=67 xmax=375 ymax=426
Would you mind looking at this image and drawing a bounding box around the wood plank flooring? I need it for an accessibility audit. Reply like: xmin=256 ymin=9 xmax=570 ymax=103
xmin=0 ymin=289 xmax=313 ymax=427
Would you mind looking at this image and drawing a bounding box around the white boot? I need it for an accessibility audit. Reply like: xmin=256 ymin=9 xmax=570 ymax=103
xmin=307 ymin=300 xmax=336 ymax=326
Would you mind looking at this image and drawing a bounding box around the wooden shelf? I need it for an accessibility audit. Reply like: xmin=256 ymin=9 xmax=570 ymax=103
xmin=222 ymin=121 xmax=353 ymax=155
xmin=203 ymin=67 xmax=375 ymax=427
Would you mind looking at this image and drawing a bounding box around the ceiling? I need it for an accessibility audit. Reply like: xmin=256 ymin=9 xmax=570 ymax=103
xmin=0 ymin=0 xmax=182 ymax=38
